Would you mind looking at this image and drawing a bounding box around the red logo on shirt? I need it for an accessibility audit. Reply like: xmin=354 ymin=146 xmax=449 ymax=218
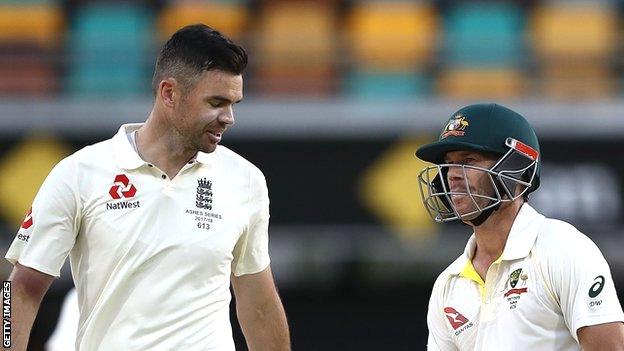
xmin=504 ymin=288 xmax=528 ymax=297
xmin=444 ymin=307 xmax=469 ymax=330
xmin=21 ymin=207 xmax=33 ymax=229
xmin=109 ymin=174 xmax=137 ymax=199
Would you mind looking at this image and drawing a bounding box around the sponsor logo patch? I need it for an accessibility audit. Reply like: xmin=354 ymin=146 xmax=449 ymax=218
xmin=444 ymin=307 xmax=473 ymax=336
xmin=444 ymin=307 xmax=469 ymax=330
xmin=20 ymin=208 xmax=33 ymax=229
xmin=589 ymin=275 xmax=605 ymax=298
xmin=106 ymin=201 xmax=140 ymax=210
xmin=588 ymin=275 xmax=605 ymax=309
xmin=107 ymin=174 xmax=139 ymax=210
xmin=16 ymin=207 xmax=34 ymax=242
xmin=109 ymin=174 xmax=137 ymax=199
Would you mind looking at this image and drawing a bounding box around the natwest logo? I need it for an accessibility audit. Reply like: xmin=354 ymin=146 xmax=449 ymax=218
xmin=21 ymin=207 xmax=33 ymax=229
xmin=109 ymin=174 xmax=137 ymax=199
xmin=444 ymin=307 xmax=469 ymax=330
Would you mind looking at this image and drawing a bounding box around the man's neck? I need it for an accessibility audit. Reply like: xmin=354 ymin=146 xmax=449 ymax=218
xmin=135 ymin=109 xmax=197 ymax=179
xmin=469 ymin=200 xmax=524 ymax=278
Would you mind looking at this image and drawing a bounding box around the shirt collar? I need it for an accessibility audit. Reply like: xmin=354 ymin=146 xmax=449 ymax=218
xmin=112 ymin=123 xmax=145 ymax=170
xmin=448 ymin=203 xmax=544 ymax=275
xmin=500 ymin=203 xmax=544 ymax=260
xmin=448 ymin=255 xmax=470 ymax=276
xmin=447 ymin=234 xmax=478 ymax=275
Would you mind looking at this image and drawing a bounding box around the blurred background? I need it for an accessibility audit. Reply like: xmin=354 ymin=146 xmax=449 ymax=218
xmin=1 ymin=0 xmax=624 ymax=349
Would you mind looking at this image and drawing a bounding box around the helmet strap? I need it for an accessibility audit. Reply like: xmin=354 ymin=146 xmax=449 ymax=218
xmin=468 ymin=202 xmax=500 ymax=226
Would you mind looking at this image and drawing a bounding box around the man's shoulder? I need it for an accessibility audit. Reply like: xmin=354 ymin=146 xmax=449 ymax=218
xmin=68 ymin=136 xmax=115 ymax=162
xmin=212 ymin=145 xmax=264 ymax=178
xmin=536 ymin=217 xmax=591 ymax=248
xmin=534 ymin=216 xmax=602 ymax=262
xmin=432 ymin=254 xmax=467 ymax=290
xmin=54 ymin=137 xmax=115 ymax=171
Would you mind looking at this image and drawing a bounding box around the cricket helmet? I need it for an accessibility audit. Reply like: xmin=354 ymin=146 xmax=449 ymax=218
xmin=415 ymin=103 xmax=540 ymax=224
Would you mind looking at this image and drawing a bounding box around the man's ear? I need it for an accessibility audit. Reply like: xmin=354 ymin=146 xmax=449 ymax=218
xmin=158 ymin=78 xmax=178 ymax=108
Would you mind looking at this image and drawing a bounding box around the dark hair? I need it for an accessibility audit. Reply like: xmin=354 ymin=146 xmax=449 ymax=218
xmin=151 ymin=24 xmax=248 ymax=94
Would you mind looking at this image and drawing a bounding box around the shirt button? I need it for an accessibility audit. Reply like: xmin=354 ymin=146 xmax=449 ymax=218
xmin=161 ymin=174 xmax=166 ymax=179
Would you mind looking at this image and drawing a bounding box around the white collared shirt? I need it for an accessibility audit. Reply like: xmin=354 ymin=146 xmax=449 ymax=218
xmin=6 ymin=123 xmax=271 ymax=350
xmin=427 ymin=204 xmax=624 ymax=351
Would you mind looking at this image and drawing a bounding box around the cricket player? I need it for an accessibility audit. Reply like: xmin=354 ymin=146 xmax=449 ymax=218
xmin=416 ymin=103 xmax=624 ymax=350
xmin=7 ymin=24 xmax=290 ymax=350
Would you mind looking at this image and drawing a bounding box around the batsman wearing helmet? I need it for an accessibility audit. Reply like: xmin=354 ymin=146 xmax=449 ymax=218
xmin=417 ymin=103 xmax=624 ymax=350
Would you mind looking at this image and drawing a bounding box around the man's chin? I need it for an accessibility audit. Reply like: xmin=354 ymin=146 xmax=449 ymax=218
xmin=199 ymin=143 xmax=217 ymax=154
xmin=458 ymin=211 xmax=480 ymax=223
xmin=451 ymin=201 xmax=480 ymax=221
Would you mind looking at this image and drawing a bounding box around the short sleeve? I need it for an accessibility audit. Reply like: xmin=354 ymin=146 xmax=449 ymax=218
xmin=548 ymin=228 xmax=624 ymax=341
xmin=427 ymin=277 xmax=459 ymax=351
xmin=231 ymin=167 xmax=270 ymax=276
xmin=5 ymin=156 xmax=81 ymax=277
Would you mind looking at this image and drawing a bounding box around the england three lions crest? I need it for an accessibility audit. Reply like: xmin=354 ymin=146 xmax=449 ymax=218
xmin=196 ymin=178 xmax=213 ymax=210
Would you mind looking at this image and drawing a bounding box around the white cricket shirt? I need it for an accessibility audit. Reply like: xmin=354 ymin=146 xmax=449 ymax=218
xmin=427 ymin=204 xmax=624 ymax=351
xmin=6 ymin=123 xmax=271 ymax=350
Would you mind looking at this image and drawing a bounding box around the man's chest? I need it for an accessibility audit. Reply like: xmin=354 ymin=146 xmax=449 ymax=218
xmin=443 ymin=259 xmax=563 ymax=349
xmin=77 ymin=171 xmax=250 ymax=268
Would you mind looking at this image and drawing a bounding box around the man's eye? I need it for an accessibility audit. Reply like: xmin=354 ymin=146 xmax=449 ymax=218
xmin=210 ymin=102 xmax=222 ymax=107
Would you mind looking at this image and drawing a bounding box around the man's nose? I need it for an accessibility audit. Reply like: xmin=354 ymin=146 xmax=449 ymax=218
xmin=446 ymin=166 xmax=464 ymax=183
xmin=220 ymin=106 xmax=235 ymax=125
